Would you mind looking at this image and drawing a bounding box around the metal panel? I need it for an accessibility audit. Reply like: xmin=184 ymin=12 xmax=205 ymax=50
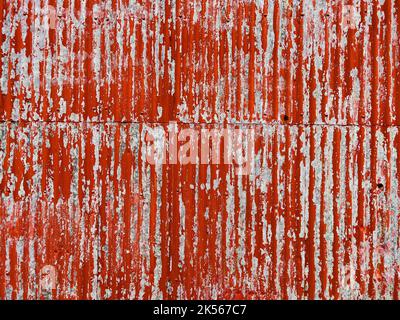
xmin=1 ymin=1 xmax=400 ymax=124
xmin=0 ymin=1 xmax=399 ymax=299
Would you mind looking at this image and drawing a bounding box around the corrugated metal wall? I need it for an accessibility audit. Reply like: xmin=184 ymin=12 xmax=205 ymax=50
xmin=0 ymin=0 xmax=399 ymax=299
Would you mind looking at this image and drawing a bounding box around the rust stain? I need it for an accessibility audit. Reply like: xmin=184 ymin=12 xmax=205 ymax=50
xmin=0 ymin=1 xmax=399 ymax=300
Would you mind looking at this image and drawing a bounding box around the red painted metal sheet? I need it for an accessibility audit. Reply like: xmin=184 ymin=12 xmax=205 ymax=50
xmin=1 ymin=0 xmax=400 ymax=125
xmin=0 ymin=1 xmax=400 ymax=300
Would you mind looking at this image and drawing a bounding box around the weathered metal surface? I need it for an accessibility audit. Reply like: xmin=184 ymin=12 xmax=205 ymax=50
xmin=0 ymin=1 xmax=399 ymax=300
xmin=2 ymin=0 xmax=400 ymax=125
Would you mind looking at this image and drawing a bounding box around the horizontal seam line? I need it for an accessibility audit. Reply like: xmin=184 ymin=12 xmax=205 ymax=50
xmin=0 ymin=120 xmax=399 ymax=127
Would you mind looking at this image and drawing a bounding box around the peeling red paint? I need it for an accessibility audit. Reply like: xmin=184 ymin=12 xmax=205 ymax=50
xmin=0 ymin=1 xmax=400 ymax=300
